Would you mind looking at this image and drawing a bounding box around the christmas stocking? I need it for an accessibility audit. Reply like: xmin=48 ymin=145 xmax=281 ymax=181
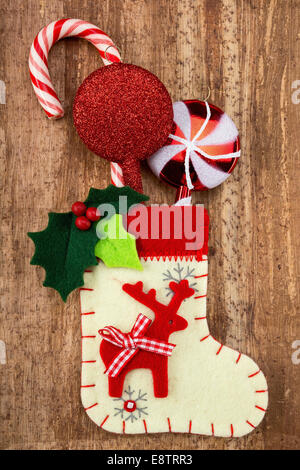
xmin=79 ymin=205 xmax=268 ymax=437
xmin=28 ymin=18 xmax=268 ymax=440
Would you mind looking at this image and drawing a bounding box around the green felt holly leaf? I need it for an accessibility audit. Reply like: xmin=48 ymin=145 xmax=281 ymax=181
xmin=28 ymin=212 xmax=98 ymax=302
xmin=84 ymin=185 xmax=149 ymax=217
xmin=28 ymin=185 xmax=148 ymax=301
xmin=95 ymin=214 xmax=143 ymax=271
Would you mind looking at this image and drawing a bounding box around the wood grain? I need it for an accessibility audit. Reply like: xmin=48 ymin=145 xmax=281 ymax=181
xmin=0 ymin=0 xmax=299 ymax=450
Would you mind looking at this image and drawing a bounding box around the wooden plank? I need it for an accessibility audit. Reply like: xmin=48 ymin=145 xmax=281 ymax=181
xmin=0 ymin=0 xmax=299 ymax=450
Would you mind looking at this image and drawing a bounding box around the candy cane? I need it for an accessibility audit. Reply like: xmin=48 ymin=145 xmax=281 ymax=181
xmin=29 ymin=18 xmax=124 ymax=186
xmin=110 ymin=162 xmax=125 ymax=187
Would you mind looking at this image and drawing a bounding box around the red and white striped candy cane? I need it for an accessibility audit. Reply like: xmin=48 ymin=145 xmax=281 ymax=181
xmin=29 ymin=18 xmax=124 ymax=187
xmin=110 ymin=162 xmax=125 ymax=187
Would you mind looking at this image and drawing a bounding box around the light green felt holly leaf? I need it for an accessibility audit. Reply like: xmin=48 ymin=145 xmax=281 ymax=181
xmin=94 ymin=214 xmax=142 ymax=271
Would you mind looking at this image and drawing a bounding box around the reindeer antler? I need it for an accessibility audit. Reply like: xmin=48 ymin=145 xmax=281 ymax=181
xmin=167 ymin=280 xmax=194 ymax=311
xmin=169 ymin=280 xmax=194 ymax=298
xmin=123 ymin=279 xmax=194 ymax=315
xmin=122 ymin=282 xmax=164 ymax=312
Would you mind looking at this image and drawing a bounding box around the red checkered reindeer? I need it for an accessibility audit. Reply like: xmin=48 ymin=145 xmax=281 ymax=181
xmin=99 ymin=279 xmax=195 ymax=398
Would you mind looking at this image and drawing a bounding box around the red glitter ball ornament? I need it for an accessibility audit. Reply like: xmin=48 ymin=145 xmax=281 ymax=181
xmin=73 ymin=63 xmax=173 ymax=193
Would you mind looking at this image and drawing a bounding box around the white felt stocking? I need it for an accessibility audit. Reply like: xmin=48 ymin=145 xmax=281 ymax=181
xmin=80 ymin=223 xmax=268 ymax=437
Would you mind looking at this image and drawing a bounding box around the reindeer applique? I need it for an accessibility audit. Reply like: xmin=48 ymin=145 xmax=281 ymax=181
xmin=100 ymin=279 xmax=194 ymax=398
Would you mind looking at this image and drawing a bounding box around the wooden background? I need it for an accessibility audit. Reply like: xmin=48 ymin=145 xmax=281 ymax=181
xmin=0 ymin=0 xmax=299 ymax=450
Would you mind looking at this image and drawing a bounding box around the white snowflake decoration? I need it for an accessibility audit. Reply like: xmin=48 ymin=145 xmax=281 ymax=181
xmin=113 ymin=386 xmax=148 ymax=423
xmin=162 ymin=263 xmax=198 ymax=297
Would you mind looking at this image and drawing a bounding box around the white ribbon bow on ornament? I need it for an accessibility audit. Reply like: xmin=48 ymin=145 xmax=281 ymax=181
xmin=169 ymin=101 xmax=241 ymax=191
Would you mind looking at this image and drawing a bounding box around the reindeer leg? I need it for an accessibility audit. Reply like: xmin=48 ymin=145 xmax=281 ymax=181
xmin=108 ymin=372 xmax=126 ymax=398
xmin=152 ymin=357 xmax=168 ymax=398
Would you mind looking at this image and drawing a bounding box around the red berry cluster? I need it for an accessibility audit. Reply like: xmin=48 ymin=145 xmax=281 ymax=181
xmin=71 ymin=201 xmax=101 ymax=230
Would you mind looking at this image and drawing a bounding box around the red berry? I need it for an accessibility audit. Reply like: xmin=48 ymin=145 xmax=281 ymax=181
xmin=71 ymin=201 xmax=86 ymax=216
xmin=86 ymin=207 xmax=101 ymax=222
xmin=75 ymin=216 xmax=91 ymax=231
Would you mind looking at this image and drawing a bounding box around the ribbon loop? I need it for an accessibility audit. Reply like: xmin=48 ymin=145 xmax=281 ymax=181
xmin=99 ymin=313 xmax=175 ymax=377
xmin=123 ymin=333 xmax=137 ymax=350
